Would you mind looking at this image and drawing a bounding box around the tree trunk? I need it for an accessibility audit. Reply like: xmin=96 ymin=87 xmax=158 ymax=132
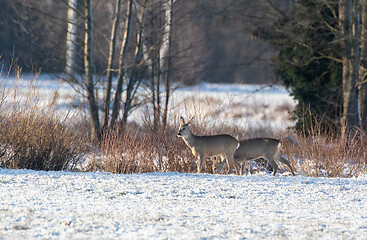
xmin=162 ymin=0 xmax=174 ymax=129
xmin=339 ymin=0 xmax=360 ymax=131
xmin=65 ymin=0 xmax=80 ymax=81
xmin=150 ymin=3 xmax=159 ymax=132
xmin=84 ymin=0 xmax=101 ymax=141
xmin=122 ymin=0 xmax=147 ymax=126
xmin=110 ymin=0 xmax=133 ymax=128
xmin=146 ymin=0 xmax=174 ymax=131
xmin=353 ymin=0 xmax=361 ymax=127
xmin=359 ymin=1 xmax=367 ymax=127
xmin=103 ymin=0 xmax=122 ymax=129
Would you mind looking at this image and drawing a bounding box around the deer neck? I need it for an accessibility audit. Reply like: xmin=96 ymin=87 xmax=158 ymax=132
xmin=182 ymin=130 xmax=197 ymax=148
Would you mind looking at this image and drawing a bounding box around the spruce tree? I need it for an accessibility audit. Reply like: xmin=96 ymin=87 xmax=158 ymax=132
xmin=263 ymin=0 xmax=343 ymax=133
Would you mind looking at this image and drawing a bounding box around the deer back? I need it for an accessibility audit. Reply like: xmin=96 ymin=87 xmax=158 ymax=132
xmin=188 ymin=134 xmax=238 ymax=157
xmin=234 ymin=138 xmax=280 ymax=160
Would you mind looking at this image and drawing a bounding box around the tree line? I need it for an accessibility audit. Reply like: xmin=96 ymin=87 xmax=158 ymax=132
xmin=0 ymin=0 xmax=274 ymax=84
xmin=1 ymin=0 xmax=367 ymax=140
xmin=0 ymin=0 xmax=279 ymax=142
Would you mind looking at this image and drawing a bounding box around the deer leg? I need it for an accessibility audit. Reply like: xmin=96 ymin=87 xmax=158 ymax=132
xmin=238 ymin=158 xmax=254 ymax=175
xmin=225 ymin=159 xmax=231 ymax=174
xmin=268 ymin=158 xmax=278 ymax=176
xmin=212 ymin=157 xmax=217 ymax=173
xmin=240 ymin=162 xmax=244 ymax=176
xmin=196 ymin=156 xmax=201 ymax=173
xmin=227 ymin=156 xmax=240 ymax=175
xmin=278 ymin=156 xmax=296 ymax=176
xmin=197 ymin=155 xmax=204 ymax=173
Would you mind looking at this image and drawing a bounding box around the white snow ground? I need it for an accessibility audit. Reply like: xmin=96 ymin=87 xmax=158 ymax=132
xmin=1 ymin=169 xmax=367 ymax=239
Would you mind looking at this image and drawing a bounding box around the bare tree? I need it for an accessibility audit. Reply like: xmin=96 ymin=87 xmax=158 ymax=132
xmin=110 ymin=0 xmax=134 ymax=128
xmin=84 ymin=0 xmax=101 ymax=141
xmin=120 ymin=0 xmax=148 ymax=127
xmin=103 ymin=0 xmax=123 ymax=129
xmin=142 ymin=0 xmax=175 ymax=131
xmin=63 ymin=0 xmax=152 ymax=136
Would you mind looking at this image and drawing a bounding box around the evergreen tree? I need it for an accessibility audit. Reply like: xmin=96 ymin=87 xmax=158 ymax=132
xmin=262 ymin=0 xmax=343 ymax=133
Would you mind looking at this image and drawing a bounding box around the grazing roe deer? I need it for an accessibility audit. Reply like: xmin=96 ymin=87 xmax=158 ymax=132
xmin=177 ymin=116 xmax=240 ymax=174
xmin=214 ymin=138 xmax=295 ymax=176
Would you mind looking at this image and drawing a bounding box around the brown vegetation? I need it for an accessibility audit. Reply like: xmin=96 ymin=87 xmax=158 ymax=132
xmin=0 ymin=77 xmax=86 ymax=171
xmin=0 ymin=72 xmax=365 ymax=177
xmin=283 ymin=124 xmax=367 ymax=178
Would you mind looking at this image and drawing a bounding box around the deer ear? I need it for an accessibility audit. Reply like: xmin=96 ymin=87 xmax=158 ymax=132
xmin=180 ymin=116 xmax=185 ymax=125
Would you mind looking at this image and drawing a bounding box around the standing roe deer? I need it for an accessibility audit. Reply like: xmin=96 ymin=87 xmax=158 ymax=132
xmin=214 ymin=138 xmax=295 ymax=176
xmin=177 ymin=116 xmax=240 ymax=174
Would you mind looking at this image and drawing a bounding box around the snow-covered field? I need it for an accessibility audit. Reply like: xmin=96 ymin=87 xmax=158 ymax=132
xmin=1 ymin=169 xmax=367 ymax=239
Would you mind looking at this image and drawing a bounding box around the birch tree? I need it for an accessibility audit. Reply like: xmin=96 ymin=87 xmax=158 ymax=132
xmin=103 ymin=0 xmax=123 ymax=129
xmin=143 ymin=0 xmax=175 ymax=131
xmin=162 ymin=0 xmax=174 ymax=128
xmin=65 ymin=0 xmax=80 ymax=81
xmin=121 ymin=2 xmax=146 ymax=127
xmin=110 ymin=0 xmax=134 ymax=128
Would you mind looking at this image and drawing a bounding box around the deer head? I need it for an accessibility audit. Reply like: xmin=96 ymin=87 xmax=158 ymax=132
xmin=177 ymin=116 xmax=193 ymax=137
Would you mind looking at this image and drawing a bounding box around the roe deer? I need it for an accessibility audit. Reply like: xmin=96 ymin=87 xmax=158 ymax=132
xmin=177 ymin=116 xmax=240 ymax=174
xmin=214 ymin=138 xmax=295 ymax=176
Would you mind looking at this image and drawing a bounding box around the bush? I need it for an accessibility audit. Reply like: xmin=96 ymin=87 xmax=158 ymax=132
xmin=91 ymin=125 xmax=197 ymax=174
xmin=0 ymin=75 xmax=86 ymax=171
xmin=283 ymin=123 xmax=367 ymax=178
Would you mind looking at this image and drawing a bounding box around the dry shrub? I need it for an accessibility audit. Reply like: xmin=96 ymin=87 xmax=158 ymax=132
xmin=99 ymin=127 xmax=155 ymax=173
xmin=0 ymin=74 xmax=86 ymax=171
xmin=99 ymin=124 xmax=197 ymax=174
xmin=283 ymin=125 xmax=367 ymax=178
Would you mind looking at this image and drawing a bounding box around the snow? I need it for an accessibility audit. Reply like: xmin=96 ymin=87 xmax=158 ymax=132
xmin=1 ymin=169 xmax=367 ymax=239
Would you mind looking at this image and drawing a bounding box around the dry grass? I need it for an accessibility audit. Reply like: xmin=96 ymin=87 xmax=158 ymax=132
xmin=0 ymin=72 xmax=86 ymax=171
xmin=283 ymin=126 xmax=367 ymax=178
xmin=93 ymin=125 xmax=197 ymax=174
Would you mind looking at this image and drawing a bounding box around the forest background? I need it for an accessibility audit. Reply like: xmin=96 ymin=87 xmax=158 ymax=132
xmin=1 ymin=0 xmax=367 ymax=136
